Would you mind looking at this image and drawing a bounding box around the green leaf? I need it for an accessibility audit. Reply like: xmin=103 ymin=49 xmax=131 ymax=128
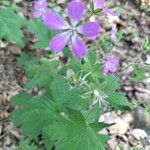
xmin=11 ymin=91 xmax=32 ymax=106
xmin=145 ymin=104 xmax=150 ymax=114
xmin=67 ymin=57 xmax=83 ymax=72
xmin=27 ymin=19 xmax=55 ymax=48
xmin=17 ymin=52 xmax=39 ymax=78
xmin=94 ymin=9 xmax=101 ymax=15
xmin=11 ymin=92 xmax=56 ymax=140
xmin=18 ymin=53 xmax=58 ymax=89
xmin=11 ymin=86 xmax=110 ymax=149
xmin=13 ymin=53 xmax=116 ymax=149
xmin=82 ymin=104 xmax=101 ymax=124
xmin=15 ymin=139 xmax=37 ymax=150
xmin=0 ymin=0 xmax=10 ymax=6
xmin=103 ymin=75 xmax=131 ymax=110
xmin=50 ymin=76 xmax=87 ymax=111
xmin=43 ymin=108 xmax=110 ymax=150
xmin=133 ymin=65 xmax=147 ymax=81
xmin=142 ymin=39 xmax=150 ymax=52
xmin=86 ymin=49 xmax=97 ymax=66
xmin=0 ymin=8 xmax=26 ymax=45
xmin=82 ymin=49 xmax=101 ymax=82
xmin=25 ymin=59 xmax=59 ymax=89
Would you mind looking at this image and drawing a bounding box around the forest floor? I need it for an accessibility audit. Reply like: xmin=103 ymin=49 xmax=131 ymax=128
xmin=0 ymin=0 xmax=150 ymax=149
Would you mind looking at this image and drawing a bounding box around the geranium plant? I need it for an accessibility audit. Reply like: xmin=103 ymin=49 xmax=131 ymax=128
xmin=6 ymin=0 xmax=148 ymax=149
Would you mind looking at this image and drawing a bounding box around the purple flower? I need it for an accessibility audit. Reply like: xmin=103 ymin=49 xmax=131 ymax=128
xmin=103 ymin=55 xmax=119 ymax=73
xmin=42 ymin=0 xmax=101 ymax=58
xmin=33 ymin=0 xmax=47 ymax=18
xmin=93 ymin=0 xmax=118 ymax=16
xmin=111 ymin=25 xmax=117 ymax=41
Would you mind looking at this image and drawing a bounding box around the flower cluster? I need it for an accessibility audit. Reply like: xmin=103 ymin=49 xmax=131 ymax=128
xmin=103 ymin=55 xmax=119 ymax=73
xmin=33 ymin=0 xmax=47 ymax=18
xmin=93 ymin=0 xmax=117 ymax=16
xmin=93 ymin=0 xmax=118 ymax=41
xmin=33 ymin=0 xmax=118 ymax=60
xmin=42 ymin=0 xmax=101 ymax=58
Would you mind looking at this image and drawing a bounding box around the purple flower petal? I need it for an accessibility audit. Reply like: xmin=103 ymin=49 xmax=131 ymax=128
xmin=34 ymin=0 xmax=47 ymax=11
xmin=33 ymin=11 xmax=41 ymax=18
xmin=78 ymin=22 xmax=101 ymax=37
xmin=42 ymin=10 xmax=69 ymax=30
xmin=49 ymin=31 xmax=71 ymax=53
xmin=93 ymin=0 xmax=106 ymax=9
xmin=72 ymin=36 xmax=87 ymax=58
xmin=68 ymin=0 xmax=85 ymax=26
xmin=103 ymin=8 xmax=118 ymax=16
xmin=103 ymin=55 xmax=119 ymax=73
xmin=103 ymin=66 xmax=109 ymax=73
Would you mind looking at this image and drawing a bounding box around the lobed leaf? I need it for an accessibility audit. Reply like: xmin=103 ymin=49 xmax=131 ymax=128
xmin=43 ymin=108 xmax=110 ymax=150
xmin=15 ymin=139 xmax=37 ymax=150
xmin=103 ymin=75 xmax=131 ymax=110
xmin=27 ymin=19 xmax=55 ymax=49
xmin=0 ymin=8 xmax=26 ymax=45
